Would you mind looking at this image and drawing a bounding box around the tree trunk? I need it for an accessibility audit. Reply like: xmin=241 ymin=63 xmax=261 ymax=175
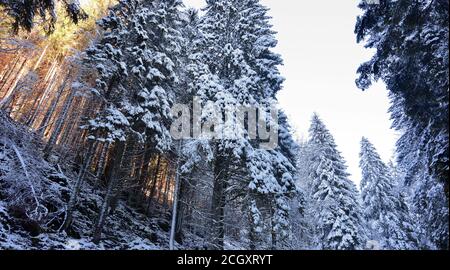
xmin=249 ymin=210 xmax=257 ymax=250
xmin=0 ymin=56 xmax=20 ymax=94
xmin=0 ymin=58 xmax=27 ymax=108
xmin=25 ymin=59 xmax=59 ymax=126
xmin=127 ymin=147 xmax=145 ymax=206
xmin=43 ymin=79 xmax=75 ymax=158
xmin=92 ymin=140 xmax=126 ymax=244
xmin=96 ymin=142 xmax=110 ymax=179
xmin=38 ymin=72 xmax=69 ymax=137
xmin=162 ymin=168 xmax=172 ymax=209
xmin=209 ymin=150 xmax=228 ymax=250
xmin=271 ymin=205 xmax=277 ymax=250
xmin=169 ymin=142 xmax=182 ymax=250
xmin=62 ymin=140 xmax=98 ymax=231
xmin=136 ymin=145 xmax=153 ymax=205
xmin=109 ymin=137 xmax=136 ymax=215
xmin=146 ymin=155 xmax=161 ymax=213
xmin=0 ymin=56 xmax=21 ymax=95
xmin=175 ymin=177 xmax=186 ymax=234
xmin=155 ymin=163 xmax=168 ymax=207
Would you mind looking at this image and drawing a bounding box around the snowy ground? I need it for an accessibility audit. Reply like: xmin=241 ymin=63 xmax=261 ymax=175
xmin=0 ymin=111 xmax=201 ymax=250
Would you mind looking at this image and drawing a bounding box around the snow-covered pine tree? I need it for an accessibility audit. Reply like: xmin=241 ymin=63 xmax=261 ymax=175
xmin=62 ymin=0 xmax=137 ymax=231
xmin=289 ymin=139 xmax=316 ymax=250
xmin=63 ymin=0 xmax=185 ymax=240
xmin=174 ymin=0 xmax=298 ymax=249
xmin=0 ymin=0 xmax=88 ymax=33
xmin=266 ymin=111 xmax=299 ymax=249
xmin=307 ymin=114 xmax=365 ymax=250
xmin=91 ymin=0 xmax=185 ymax=243
xmin=355 ymin=1 xmax=449 ymax=248
xmin=169 ymin=7 xmax=233 ymax=245
xmin=395 ymin=124 xmax=449 ymax=250
xmin=193 ymin=0 xmax=258 ymax=250
xmin=359 ymin=137 xmax=417 ymax=250
xmin=411 ymin=168 xmax=449 ymax=250
xmin=237 ymin=1 xmax=298 ymax=247
xmin=126 ymin=0 xmax=184 ymax=152
xmin=355 ymin=0 xmax=449 ymax=196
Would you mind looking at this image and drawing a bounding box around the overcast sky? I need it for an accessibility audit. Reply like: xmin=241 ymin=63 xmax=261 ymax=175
xmin=183 ymin=0 xmax=399 ymax=187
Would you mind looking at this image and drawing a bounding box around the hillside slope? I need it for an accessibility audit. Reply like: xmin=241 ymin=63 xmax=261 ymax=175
xmin=0 ymin=111 xmax=178 ymax=250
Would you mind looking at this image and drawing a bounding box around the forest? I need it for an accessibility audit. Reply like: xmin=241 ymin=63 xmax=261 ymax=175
xmin=0 ymin=0 xmax=448 ymax=250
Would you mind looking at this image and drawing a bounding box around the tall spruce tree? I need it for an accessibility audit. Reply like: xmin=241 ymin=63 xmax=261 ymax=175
xmin=63 ymin=0 xmax=185 ymax=241
xmin=355 ymin=0 xmax=449 ymax=249
xmin=176 ymin=0 xmax=298 ymax=249
xmin=359 ymin=137 xmax=417 ymax=250
xmin=411 ymin=168 xmax=449 ymax=250
xmin=307 ymin=114 xmax=365 ymax=250
xmin=355 ymin=0 xmax=449 ymax=192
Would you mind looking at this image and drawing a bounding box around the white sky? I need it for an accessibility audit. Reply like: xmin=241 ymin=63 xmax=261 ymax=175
xmin=183 ymin=0 xmax=399 ymax=186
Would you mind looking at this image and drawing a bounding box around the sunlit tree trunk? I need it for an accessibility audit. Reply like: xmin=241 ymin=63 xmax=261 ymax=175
xmin=38 ymin=72 xmax=69 ymax=136
xmin=26 ymin=60 xmax=59 ymax=127
xmin=127 ymin=147 xmax=145 ymax=206
xmin=0 ymin=57 xmax=27 ymax=108
xmin=146 ymin=155 xmax=162 ymax=214
xmin=95 ymin=142 xmax=110 ymax=179
xmin=136 ymin=145 xmax=153 ymax=205
xmin=0 ymin=55 xmax=21 ymax=94
xmin=44 ymin=75 xmax=75 ymax=158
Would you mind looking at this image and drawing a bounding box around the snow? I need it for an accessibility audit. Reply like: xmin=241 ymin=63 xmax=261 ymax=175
xmin=0 ymin=0 xmax=446 ymax=251
xmin=146 ymin=68 xmax=166 ymax=80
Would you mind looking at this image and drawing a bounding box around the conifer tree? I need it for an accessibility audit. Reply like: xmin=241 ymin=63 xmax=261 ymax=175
xmin=355 ymin=0 xmax=448 ymax=195
xmin=411 ymin=172 xmax=449 ymax=250
xmin=307 ymin=114 xmax=365 ymax=250
xmin=0 ymin=0 xmax=88 ymax=33
xmin=359 ymin=137 xmax=417 ymax=250
xmin=175 ymin=0 xmax=298 ymax=249
xmin=63 ymin=0 xmax=185 ymax=239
